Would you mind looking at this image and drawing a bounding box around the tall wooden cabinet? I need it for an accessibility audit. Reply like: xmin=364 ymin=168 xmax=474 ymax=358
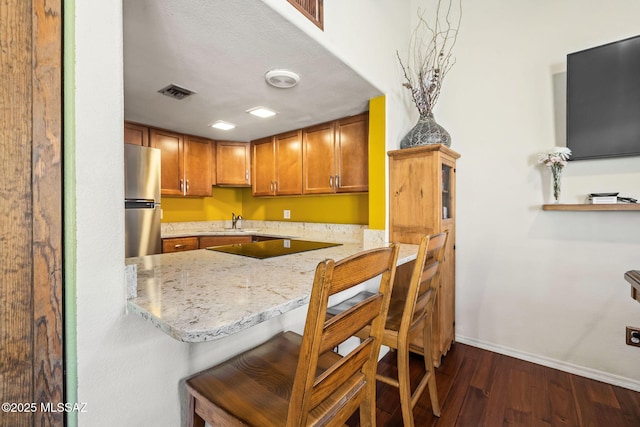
xmin=388 ymin=144 xmax=460 ymax=366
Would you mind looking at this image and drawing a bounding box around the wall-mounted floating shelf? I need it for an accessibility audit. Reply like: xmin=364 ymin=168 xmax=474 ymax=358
xmin=542 ymin=204 xmax=640 ymax=211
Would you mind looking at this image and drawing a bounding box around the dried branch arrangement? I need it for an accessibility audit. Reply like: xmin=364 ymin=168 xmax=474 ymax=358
xmin=398 ymin=0 xmax=462 ymax=116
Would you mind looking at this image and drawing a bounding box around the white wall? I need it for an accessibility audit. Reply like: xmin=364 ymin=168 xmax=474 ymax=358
xmin=428 ymin=0 xmax=640 ymax=388
xmin=71 ymin=1 xmax=412 ymax=426
xmin=73 ymin=1 xmax=188 ymax=425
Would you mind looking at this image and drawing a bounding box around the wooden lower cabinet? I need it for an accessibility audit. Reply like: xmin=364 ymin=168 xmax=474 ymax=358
xmin=162 ymin=235 xmax=255 ymax=253
xmin=162 ymin=237 xmax=199 ymax=253
xmin=199 ymin=235 xmax=251 ymax=248
xmin=388 ymin=144 xmax=460 ymax=367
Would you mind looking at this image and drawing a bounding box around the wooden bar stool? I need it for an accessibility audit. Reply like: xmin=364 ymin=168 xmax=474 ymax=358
xmin=327 ymin=232 xmax=448 ymax=426
xmin=185 ymin=244 xmax=399 ymax=427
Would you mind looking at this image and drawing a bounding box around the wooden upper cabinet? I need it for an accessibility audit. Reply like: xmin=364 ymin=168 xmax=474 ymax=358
xmin=216 ymin=141 xmax=251 ymax=186
xmin=335 ymin=113 xmax=369 ymax=193
xmin=302 ymin=121 xmax=336 ymax=194
xmin=303 ymin=113 xmax=368 ymax=194
xmin=150 ymin=128 xmax=213 ymax=196
xmin=252 ymin=136 xmax=277 ymax=196
xmin=124 ymin=121 xmax=149 ymax=146
xmin=184 ymin=135 xmax=213 ymax=196
xmin=275 ymin=131 xmax=303 ymax=195
xmin=252 ymin=131 xmax=302 ymax=196
xmin=150 ymin=128 xmax=183 ymax=196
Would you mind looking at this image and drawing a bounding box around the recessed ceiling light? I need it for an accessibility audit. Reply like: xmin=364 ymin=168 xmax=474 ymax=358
xmin=265 ymin=69 xmax=300 ymax=88
xmin=246 ymin=106 xmax=277 ymax=118
xmin=210 ymin=120 xmax=236 ymax=131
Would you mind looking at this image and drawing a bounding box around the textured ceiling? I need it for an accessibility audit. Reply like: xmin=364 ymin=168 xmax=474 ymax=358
xmin=123 ymin=0 xmax=382 ymax=142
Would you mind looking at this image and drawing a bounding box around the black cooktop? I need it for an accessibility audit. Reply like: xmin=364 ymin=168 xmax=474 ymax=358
xmin=206 ymin=239 xmax=342 ymax=259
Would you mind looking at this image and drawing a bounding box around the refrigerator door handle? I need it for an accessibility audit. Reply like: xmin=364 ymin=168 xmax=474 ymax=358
xmin=125 ymin=199 xmax=156 ymax=209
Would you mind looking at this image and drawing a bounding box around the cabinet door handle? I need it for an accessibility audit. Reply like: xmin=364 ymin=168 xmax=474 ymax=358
xmin=179 ymin=178 xmax=184 ymax=192
xmin=174 ymin=244 xmax=186 ymax=249
xmin=186 ymin=179 xmax=190 ymax=193
xmin=245 ymin=171 xmax=249 ymax=182
xmin=335 ymin=175 xmax=340 ymax=189
xmin=329 ymin=176 xmax=333 ymax=188
xmin=269 ymin=181 xmax=274 ymax=192
xmin=273 ymin=180 xmax=277 ymax=192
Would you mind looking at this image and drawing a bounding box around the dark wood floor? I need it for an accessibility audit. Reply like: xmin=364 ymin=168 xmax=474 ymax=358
xmin=348 ymin=343 xmax=640 ymax=426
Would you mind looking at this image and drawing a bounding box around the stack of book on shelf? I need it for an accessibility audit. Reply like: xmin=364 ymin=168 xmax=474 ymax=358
xmin=588 ymin=193 xmax=638 ymax=204
xmin=589 ymin=193 xmax=618 ymax=204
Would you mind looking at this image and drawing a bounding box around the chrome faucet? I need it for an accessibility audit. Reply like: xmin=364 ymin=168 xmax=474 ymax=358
xmin=231 ymin=212 xmax=243 ymax=229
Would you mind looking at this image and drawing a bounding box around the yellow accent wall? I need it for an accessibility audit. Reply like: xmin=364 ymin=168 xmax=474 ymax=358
xmin=368 ymin=95 xmax=386 ymax=230
xmin=161 ymin=96 xmax=386 ymax=226
xmin=161 ymin=187 xmax=243 ymax=222
xmin=241 ymin=189 xmax=368 ymax=224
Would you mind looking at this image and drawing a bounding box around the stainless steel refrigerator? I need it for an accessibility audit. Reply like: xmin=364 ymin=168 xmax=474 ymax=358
xmin=125 ymin=144 xmax=162 ymax=257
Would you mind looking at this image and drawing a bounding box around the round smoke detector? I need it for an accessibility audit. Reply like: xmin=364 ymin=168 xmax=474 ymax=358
xmin=265 ymin=69 xmax=300 ymax=88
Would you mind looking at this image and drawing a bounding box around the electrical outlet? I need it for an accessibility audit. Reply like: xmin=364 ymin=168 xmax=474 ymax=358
xmin=626 ymin=326 xmax=640 ymax=347
xmin=283 ymin=209 xmax=291 ymax=219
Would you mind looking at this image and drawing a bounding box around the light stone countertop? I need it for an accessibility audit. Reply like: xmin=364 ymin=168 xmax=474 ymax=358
xmin=160 ymin=220 xmax=371 ymax=243
xmin=126 ymin=239 xmax=418 ymax=342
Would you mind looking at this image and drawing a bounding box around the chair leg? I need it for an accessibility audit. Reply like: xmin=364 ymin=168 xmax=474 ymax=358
xmin=427 ymin=373 xmax=441 ymax=417
xmin=360 ymin=377 xmax=377 ymax=427
xmin=187 ymin=394 xmax=205 ymax=427
xmin=397 ymin=345 xmax=415 ymax=427
xmin=423 ymin=318 xmax=441 ymax=417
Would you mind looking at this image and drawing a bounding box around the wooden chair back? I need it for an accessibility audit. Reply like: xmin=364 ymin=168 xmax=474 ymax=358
xmin=290 ymin=243 xmax=400 ymax=426
xmin=398 ymin=232 xmax=448 ymax=344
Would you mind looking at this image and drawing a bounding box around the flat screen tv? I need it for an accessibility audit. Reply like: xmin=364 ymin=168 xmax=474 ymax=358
xmin=566 ymin=35 xmax=640 ymax=160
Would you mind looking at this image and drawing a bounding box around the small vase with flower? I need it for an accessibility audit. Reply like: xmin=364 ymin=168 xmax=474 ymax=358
xmin=538 ymin=147 xmax=572 ymax=203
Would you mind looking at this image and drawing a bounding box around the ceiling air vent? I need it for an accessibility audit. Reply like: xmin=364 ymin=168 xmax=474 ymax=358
xmin=158 ymin=84 xmax=195 ymax=100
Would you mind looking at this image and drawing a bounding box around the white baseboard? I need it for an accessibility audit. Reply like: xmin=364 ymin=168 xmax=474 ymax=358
xmin=455 ymin=335 xmax=640 ymax=393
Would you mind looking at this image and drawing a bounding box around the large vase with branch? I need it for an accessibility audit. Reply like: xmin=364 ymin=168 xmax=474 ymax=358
xmin=399 ymin=0 xmax=461 ymax=149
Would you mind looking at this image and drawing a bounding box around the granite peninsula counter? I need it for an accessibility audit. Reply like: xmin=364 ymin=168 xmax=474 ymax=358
xmin=126 ymin=240 xmax=418 ymax=342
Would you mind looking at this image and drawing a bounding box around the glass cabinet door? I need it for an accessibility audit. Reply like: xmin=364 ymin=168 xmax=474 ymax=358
xmin=442 ymin=164 xmax=452 ymax=219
